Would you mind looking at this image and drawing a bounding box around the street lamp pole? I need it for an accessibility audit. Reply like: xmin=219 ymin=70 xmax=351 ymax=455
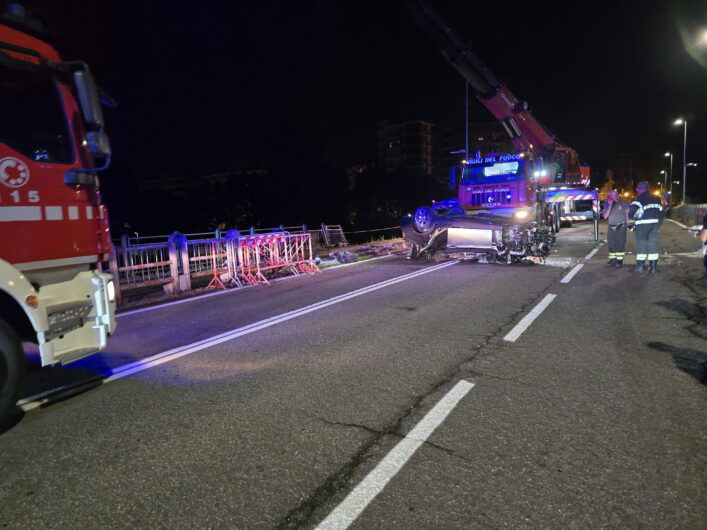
xmin=674 ymin=119 xmax=688 ymax=203
xmin=664 ymin=152 xmax=673 ymax=197
xmin=681 ymin=121 xmax=687 ymax=203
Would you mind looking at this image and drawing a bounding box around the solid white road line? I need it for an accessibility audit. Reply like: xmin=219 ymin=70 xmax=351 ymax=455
xmin=560 ymin=264 xmax=584 ymax=284
xmin=315 ymin=380 xmax=475 ymax=530
xmin=665 ymin=218 xmax=689 ymax=230
xmin=116 ymin=254 xmax=398 ymax=318
xmin=19 ymin=260 xmax=457 ymax=412
xmin=584 ymin=246 xmax=600 ymax=260
xmin=503 ymin=294 xmax=556 ymax=342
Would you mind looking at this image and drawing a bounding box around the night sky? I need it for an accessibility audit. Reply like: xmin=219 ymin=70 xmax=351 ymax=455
xmin=20 ymin=0 xmax=707 ymax=227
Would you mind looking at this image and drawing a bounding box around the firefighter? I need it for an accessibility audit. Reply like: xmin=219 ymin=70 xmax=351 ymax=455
xmin=602 ymin=189 xmax=629 ymax=267
xmin=628 ymin=181 xmax=663 ymax=273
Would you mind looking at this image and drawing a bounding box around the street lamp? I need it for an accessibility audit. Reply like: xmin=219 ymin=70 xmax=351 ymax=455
xmin=673 ymin=118 xmax=688 ymax=203
xmin=664 ymin=151 xmax=673 ymax=196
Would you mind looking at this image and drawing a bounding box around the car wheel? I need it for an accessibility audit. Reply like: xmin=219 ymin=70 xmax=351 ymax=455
xmin=412 ymin=206 xmax=434 ymax=233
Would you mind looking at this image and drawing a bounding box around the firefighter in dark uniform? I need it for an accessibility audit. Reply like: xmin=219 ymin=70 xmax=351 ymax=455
xmin=628 ymin=181 xmax=663 ymax=273
xmin=602 ymin=190 xmax=629 ymax=267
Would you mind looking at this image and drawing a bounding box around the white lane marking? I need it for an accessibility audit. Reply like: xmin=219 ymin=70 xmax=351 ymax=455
xmin=44 ymin=206 xmax=63 ymax=220
xmin=542 ymin=257 xmax=578 ymax=268
xmin=584 ymin=246 xmax=600 ymax=260
xmin=0 ymin=206 xmax=42 ymax=222
xmin=560 ymin=264 xmax=584 ymax=284
xmin=316 ymin=380 xmax=475 ymax=530
xmin=19 ymin=260 xmax=457 ymax=411
xmin=665 ymin=218 xmax=689 ymax=230
xmin=116 ymin=254 xmax=398 ymax=318
xmin=503 ymin=294 xmax=556 ymax=342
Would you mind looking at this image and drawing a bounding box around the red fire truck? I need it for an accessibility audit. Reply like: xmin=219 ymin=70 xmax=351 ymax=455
xmin=400 ymin=1 xmax=599 ymax=259
xmin=0 ymin=5 xmax=116 ymax=421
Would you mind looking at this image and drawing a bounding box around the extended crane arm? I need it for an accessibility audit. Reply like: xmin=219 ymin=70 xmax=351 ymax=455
xmin=401 ymin=0 xmax=557 ymax=154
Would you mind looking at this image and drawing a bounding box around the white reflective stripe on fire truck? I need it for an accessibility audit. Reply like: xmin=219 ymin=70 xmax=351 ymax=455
xmin=15 ymin=255 xmax=99 ymax=271
xmin=0 ymin=205 xmax=94 ymax=222
xmin=45 ymin=206 xmax=63 ymax=220
xmin=0 ymin=206 xmax=42 ymax=222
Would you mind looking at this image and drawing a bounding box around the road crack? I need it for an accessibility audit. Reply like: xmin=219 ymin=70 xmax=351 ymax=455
xmin=276 ymin=280 xmax=558 ymax=529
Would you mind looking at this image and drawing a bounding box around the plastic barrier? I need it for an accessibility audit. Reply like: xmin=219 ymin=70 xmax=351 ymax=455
xmin=228 ymin=232 xmax=320 ymax=286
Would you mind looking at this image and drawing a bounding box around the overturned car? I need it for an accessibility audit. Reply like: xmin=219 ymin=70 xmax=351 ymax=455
xmin=401 ymin=206 xmax=555 ymax=263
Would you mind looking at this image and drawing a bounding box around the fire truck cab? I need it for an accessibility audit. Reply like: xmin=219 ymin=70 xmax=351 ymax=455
xmin=0 ymin=6 xmax=116 ymax=421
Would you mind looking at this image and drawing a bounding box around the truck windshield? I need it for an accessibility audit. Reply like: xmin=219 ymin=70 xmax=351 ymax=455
xmin=461 ymin=157 xmax=525 ymax=184
xmin=0 ymin=67 xmax=73 ymax=164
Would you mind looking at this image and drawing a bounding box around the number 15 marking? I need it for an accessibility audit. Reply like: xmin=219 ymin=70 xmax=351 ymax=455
xmin=4 ymin=190 xmax=40 ymax=203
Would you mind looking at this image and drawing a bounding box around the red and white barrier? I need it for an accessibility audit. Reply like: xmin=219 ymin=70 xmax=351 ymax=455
xmin=229 ymin=232 xmax=319 ymax=286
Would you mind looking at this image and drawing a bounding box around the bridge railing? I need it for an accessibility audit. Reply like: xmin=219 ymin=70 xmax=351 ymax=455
xmin=108 ymin=224 xmax=328 ymax=305
xmin=669 ymin=204 xmax=707 ymax=227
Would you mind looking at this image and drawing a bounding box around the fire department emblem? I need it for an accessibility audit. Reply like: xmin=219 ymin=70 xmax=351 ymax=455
xmin=0 ymin=157 xmax=30 ymax=188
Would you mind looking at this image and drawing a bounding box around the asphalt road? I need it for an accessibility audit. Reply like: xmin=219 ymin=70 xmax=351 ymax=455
xmin=1 ymin=221 xmax=705 ymax=529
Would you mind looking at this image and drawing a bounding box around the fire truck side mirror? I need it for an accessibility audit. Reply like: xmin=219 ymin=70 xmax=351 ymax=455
xmin=73 ymin=66 xmax=105 ymax=131
xmin=86 ymin=130 xmax=112 ymax=160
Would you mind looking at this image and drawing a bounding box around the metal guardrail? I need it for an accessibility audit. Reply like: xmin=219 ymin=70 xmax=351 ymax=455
xmin=669 ymin=204 xmax=707 ymax=227
xmin=115 ymin=224 xmax=350 ymax=248
xmin=108 ymin=223 xmax=349 ymax=305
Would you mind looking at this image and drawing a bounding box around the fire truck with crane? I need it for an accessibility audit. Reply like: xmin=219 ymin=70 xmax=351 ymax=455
xmin=0 ymin=4 xmax=116 ymax=421
xmin=400 ymin=0 xmax=599 ymax=260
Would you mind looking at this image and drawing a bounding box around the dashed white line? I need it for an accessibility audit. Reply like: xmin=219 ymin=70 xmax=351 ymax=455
xmin=315 ymin=380 xmax=475 ymax=530
xmin=503 ymin=294 xmax=557 ymax=342
xmin=560 ymin=264 xmax=584 ymax=284
xmin=19 ymin=260 xmax=458 ymax=411
xmin=584 ymin=246 xmax=600 ymax=260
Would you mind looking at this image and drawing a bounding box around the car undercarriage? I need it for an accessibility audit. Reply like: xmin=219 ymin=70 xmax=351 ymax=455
xmin=401 ymin=206 xmax=555 ymax=263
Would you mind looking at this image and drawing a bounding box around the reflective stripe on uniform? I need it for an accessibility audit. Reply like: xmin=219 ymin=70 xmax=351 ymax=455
xmin=630 ymin=201 xmax=643 ymax=215
xmin=635 ymin=218 xmax=659 ymax=224
xmin=643 ymin=203 xmax=662 ymax=211
xmin=636 ymin=254 xmax=647 ymax=260
xmin=647 ymin=253 xmax=659 ymax=260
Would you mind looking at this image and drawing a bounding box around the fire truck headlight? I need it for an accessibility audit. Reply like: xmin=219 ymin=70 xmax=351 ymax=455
xmin=533 ymin=171 xmax=540 ymax=178
xmin=514 ymin=210 xmax=529 ymax=219
xmin=540 ymin=170 xmax=548 ymax=177
xmin=107 ymin=280 xmax=116 ymax=302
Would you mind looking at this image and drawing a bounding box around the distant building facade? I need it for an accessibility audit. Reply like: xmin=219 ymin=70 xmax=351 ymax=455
xmin=345 ymin=160 xmax=378 ymax=191
xmin=435 ymin=121 xmax=513 ymax=180
xmin=377 ymin=120 xmax=434 ymax=176
xmin=137 ymin=168 xmax=268 ymax=197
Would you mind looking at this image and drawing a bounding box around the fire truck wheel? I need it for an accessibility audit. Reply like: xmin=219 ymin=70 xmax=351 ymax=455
xmin=0 ymin=318 xmax=26 ymax=422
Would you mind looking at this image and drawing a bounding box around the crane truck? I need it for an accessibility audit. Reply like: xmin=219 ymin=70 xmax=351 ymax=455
xmin=400 ymin=0 xmax=598 ymax=261
xmin=0 ymin=5 xmax=116 ymax=421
